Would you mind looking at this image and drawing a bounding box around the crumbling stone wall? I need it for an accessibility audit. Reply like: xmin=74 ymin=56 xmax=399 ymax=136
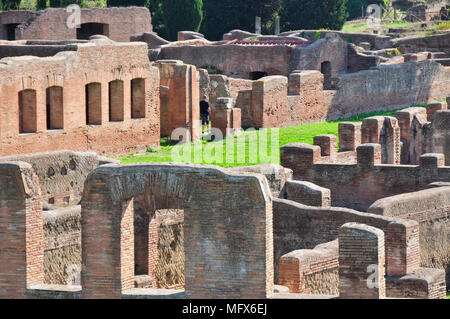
xmin=328 ymin=60 xmax=450 ymax=120
xmin=0 ymin=37 xmax=160 ymax=157
xmin=81 ymin=163 xmax=273 ymax=299
xmin=154 ymin=60 xmax=200 ymax=141
xmin=156 ymin=36 xmax=347 ymax=79
xmin=0 ymin=7 xmax=152 ymax=42
xmin=368 ymin=186 xmax=450 ymax=288
xmin=392 ymin=33 xmax=450 ymax=55
xmin=281 ymin=143 xmax=450 ymax=211
xmin=0 ymin=151 xmax=104 ymax=206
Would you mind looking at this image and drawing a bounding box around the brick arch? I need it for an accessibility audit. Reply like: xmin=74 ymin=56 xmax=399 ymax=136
xmin=81 ymin=163 xmax=273 ymax=299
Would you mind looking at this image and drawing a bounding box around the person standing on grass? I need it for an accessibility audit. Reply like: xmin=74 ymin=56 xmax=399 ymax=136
xmin=200 ymin=95 xmax=211 ymax=134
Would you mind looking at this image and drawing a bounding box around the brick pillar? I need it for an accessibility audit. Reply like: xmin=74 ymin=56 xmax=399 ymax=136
xmin=281 ymin=143 xmax=321 ymax=179
xmin=314 ymin=134 xmax=337 ymax=161
xmin=426 ymin=102 xmax=447 ymax=121
xmin=380 ymin=117 xmax=401 ymax=165
xmin=339 ymin=223 xmax=386 ymax=299
xmin=211 ymin=98 xmax=233 ymax=137
xmin=48 ymin=86 xmax=64 ymax=129
xmin=288 ymin=71 xmax=302 ymax=95
xmin=231 ymin=108 xmax=242 ymax=134
xmin=357 ymin=144 xmax=381 ymax=168
xmin=385 ymin=221 xmax=420 ymax=276
xmin=362 ymin=116 xmax=384 ymax=144
xmin=430 ymin=110 xmax=450 ymax=166
xmin=0 ymin=162 xmax=43 ymax=298
xmin=86 ymin=82 xmax=102 ymax=125
xmin=410 ymin=114 xmax=428 ymax=164
xmin=82 ymin=177 xmax=134 ymax=299
xmin=338 ymin=122 xmax=361 ymax=152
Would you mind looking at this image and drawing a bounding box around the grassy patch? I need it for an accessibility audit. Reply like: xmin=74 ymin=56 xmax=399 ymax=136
xmin=120 ymin=108 xmax=411 ymax=168
xmin=342 ymin=23 xmax=369 ymax=32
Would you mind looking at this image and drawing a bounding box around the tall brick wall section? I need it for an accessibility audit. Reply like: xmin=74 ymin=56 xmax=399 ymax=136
xmin=392 ymin=33 xmax=450 ymax=55
xmin=281 ymin=143 xmax=450 ymax=211
xmin=272 ymin=198 xmax=420 ymax=284
xmin=0 ymin=7 xmax=152 ymax=42
xmin=339 ymin=223 xmax=386 ymax=299
xmin=154 ymin=60 xmax=200 ymax=141
xmin=81 ymin=163 xmax=273 ymax=299
xmin=0 ymin=162 xmax=44 ymax=298
xmin=235 ymin=71 xmax=331 ymax=128
xmin=0 ymin=38 xmax=160 ymax=157
xmin=361 ymin=116 xmax=401 ymax=164
xmin=395 ymin=107 xmax=428 ymax=164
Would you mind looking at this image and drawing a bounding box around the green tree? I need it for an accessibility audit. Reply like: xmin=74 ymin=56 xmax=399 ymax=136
xmin=281 ymin=0 xmax=349 ymax=32
xmin=2 ymin=0 xmax=22 ymax=9
xmin=346 ymin=0 xmax=389 ymax=20
xmin=106 ymin=0 xmax=147 ymax=6
xmin=147 ymin=0 xmax=167 ymax=38
xmin=200 ymin=0 xmax=282 ymax=40
xmin=36 ymin=0 xmax=48 ymax=9
xmin=48 ymin=0 xmax=85 ymax=7
xmin=162 ymin=0 xmax=203 ymax=41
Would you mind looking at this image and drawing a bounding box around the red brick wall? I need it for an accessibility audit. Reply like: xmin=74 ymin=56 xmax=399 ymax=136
xmin=81 ymin=164 xmax=273 ymax=299
xmin=155 ymin=61 xmax=200 ymax=141
xmin=0 ymin=39 xmax=160 ymax=157
xmin=9 ymin=7 xmax=152 ymax=42
xmin=339 ymin=223 xmax=386 ymax=299
xmin=281 ymin=143 xmax=450 ymax=211
xmin=0 ymin=162 xmax=43 ymax=298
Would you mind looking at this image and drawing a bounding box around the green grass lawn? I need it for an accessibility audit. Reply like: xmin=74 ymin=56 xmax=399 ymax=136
xmin=447 ymin=292 xmax=450 ymax=299
xmin=120 ymin=108 xmax=406 ymax=168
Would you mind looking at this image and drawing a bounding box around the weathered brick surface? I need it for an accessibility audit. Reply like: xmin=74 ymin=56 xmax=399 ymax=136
xmin=0 ymin=162 xmax=44 ymax=298
xmin=81 ymin=163 xmax=273 ymax=299
xmin=154 ymin=60 xmax=200 ymax=141
xmin=430 ymin=110 xmax=450 ymax=166
xmin=0 ymin=38 xmax=160 ymax=157
xmin=395 ymin=107 xmax=427 ymax=163
xmin=273 ymin=198 xmax=420 ymax=284
xmin=339 ymin=122 xmax=361 ymax=152
xmin=0 ymin=150 xmax=106 ymax=206
xmin=386 ymin=267 xmax=446 ymax=299
xmin=339 ymin=223 xmax=386 ymax=299
xmin=0 ymin=7 xmax=152 ymax=42
xmin=278 ymin=240 xmax=338 ymax=294
xmin=281 ymin=143 xmax=450 ymax=211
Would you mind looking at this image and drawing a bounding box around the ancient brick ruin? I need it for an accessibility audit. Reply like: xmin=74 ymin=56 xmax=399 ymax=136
xmin=0 ymin=7 xmax=152 ymax=42
xmin=0 ymin=7 xmax=449 ymax=299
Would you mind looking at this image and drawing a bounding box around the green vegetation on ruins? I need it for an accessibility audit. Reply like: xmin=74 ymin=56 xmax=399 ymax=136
xmin=120 ymin=107 xmax=423 ymax=168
